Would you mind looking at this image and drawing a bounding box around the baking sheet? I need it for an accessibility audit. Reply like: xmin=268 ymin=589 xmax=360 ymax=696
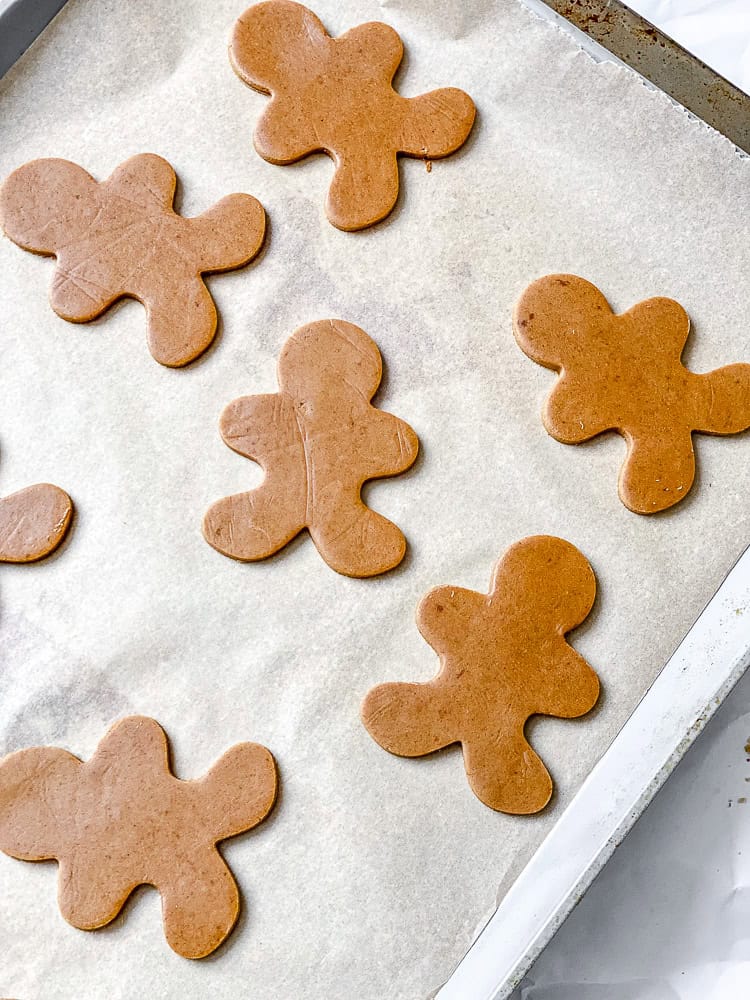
xmin=627 ymin=0 xmax=750 ymax=94
xmin=515 ymin=600 xmax=750 ymax=1000
xmin=1 ymin=1 xmax=749 ymax=998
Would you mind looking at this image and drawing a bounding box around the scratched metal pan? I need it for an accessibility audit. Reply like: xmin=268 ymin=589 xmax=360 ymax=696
xmin=3 ymin=4 xmax=749 ymax=1000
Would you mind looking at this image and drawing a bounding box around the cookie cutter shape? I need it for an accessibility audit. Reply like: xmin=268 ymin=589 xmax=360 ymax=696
xmin=0 ymin=154 xmax=266 ymax=367
xmin=229 ymin=0 xmax=476 ymax=231
xmin=203 ymin=319 xmax=419 ymax=577
xmin=362 ymin=536 xmax=599 ymax=814
xmin=0 ymin=483 xmax=72 ymax=562
xmin=513 ymin=274 xmax=750 ymax=514
xmin=0 ymin=716 xmax=277 ymax=959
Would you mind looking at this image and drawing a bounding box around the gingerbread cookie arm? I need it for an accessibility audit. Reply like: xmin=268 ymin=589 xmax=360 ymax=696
xmin=0 ymin=484 xmax=72 ymax=563
xmin=360 ymin=412 xmax=419 ymax=479
xmin=105 ymin=154 xmax=177 ymax=210
xmin=463 ymin=731 xmax=553 ymax=814
xmin=198 ymin=742 xmax=277 ymax=843
xmin=160 ymin=850 xmax=240 ymax=959
xmin=618 ymin=429 xmax=696 ymax=514
xmin=530 ymin=641 xmax=600 ymax=719
xmin=543 ymin=375 xmax=612 ymax=444
xmin=398 ymin=89 xmax=477 ymax=159
xmin=48 ymin=262 xmax=120 ymax=323
xmin=361 ymin=681 xmax=455 ymax=757
xmin=626 ymin=296 xmax=691 ymax=359
xmin=189 ymin=194 xmax=266 ymax=274
xmin=253 ymin=101 xmax=322 ymax=163
xmin=696 ymin=364 xmax=750 ymax=434
xmin=416 ymin=586 xmax=486 ymax=656
xmin=326 ymin=150 xmax=401 ymax=232
xmin=203 ymin=393 xmax=307 ymax=560
xmin=0 ymin=747 xmax=78 ymax=860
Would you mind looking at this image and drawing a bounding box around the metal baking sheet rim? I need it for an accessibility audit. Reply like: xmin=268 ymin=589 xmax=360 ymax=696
xmin=3 ymin=3 xmax=750 ymax=1000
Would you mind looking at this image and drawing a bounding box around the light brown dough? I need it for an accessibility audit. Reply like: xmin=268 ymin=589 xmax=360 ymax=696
xmin=362 ymin=536 xmax=599 ymax=814
xmin=229 ymin=0 xmax=476 ymax=231
xmin=0 ymin=154 xmax=266 ymax=367
xmin=0 ymin=716 xmax=277 ymax=959
xmin=203 ymin=319 xmax=419 ymax=577
xmin=0 ymin=483 xmax=72 ymax=563
xmin=513 ymin=274 xmax=750 ymax=514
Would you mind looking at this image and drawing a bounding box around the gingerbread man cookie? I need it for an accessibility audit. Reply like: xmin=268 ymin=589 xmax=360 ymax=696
xmin=513 ymin=274 xmax=750 ymax=514
xmin=229 ymin=0 xmax=476 ymax=231
xmin=0 ymin=716 xmax=277 ymax=959
xmin=0 ymin=482 xmax=72 ymax=563
xmin=0 ymin=154 xmax=266 ymax=367
xmin=203 ymin=319 xmax=419 ymax=577
xmin=362 ymin=536 xmax=599 ymax=814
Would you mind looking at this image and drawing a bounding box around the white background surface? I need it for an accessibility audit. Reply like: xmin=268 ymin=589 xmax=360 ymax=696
xmin=515 ymin=3 xmax=750 ymax=998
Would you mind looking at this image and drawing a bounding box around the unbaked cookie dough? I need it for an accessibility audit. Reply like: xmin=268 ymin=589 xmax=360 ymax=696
xmin=513 ymin=274 xmax=750 ymax=513
xmin=0 ymin=716 xmax=277 ymax=959
xmin=229 ymin=0 xmax=476 ymax=230
xmin=0 ymin=154 xmax=266 ymax=367
xmin=203 ymin=319 xmax=419 ymax=577
xmin=362 ymin=536 xmax=599 ymax=814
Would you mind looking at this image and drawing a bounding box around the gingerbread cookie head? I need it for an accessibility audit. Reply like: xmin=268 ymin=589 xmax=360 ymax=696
xmin=229 ymin=0 xmax=476 ymax=230
xmin=513 ymin=274 xmax=750 ymax=514
xmin=0 ymin=716 xmax=277 ymax=958
xmin=0 ymin=483 xmax=72 ymax=563
xmin=0 ymin=154 xmax=266 ymax=367
xmin=203 ymin=319 xmax=419 ymax=577
xmin=362 ymin=536 xmax=599 ymax=814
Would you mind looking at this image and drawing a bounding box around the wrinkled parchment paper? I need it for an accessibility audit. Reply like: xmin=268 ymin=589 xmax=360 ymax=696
xmin=1 ymin=1 xmax=749 ymax=997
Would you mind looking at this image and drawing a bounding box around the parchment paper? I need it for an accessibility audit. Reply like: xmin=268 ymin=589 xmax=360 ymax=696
xmin=1 ymin=1 xmax=749 ymax=998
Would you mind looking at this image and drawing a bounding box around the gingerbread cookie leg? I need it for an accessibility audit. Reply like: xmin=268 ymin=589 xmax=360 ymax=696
xmin=463 ymin=731 xmax=553 ymax=815
xmin=619 ymin=430 xmax=696 ymax=514
xmin=0 ymin=484 xmax=72 ymax=563
xmin=361 ymin=681 xmax=455 ymax=758
xmin=141 ymin=271 xmax=218 ymax=369
xmin=160 ymin=852 xmax=240 ymax=960
xmin=326 ymin=151 xmax=400 ymax=233
xmin=309 ymin=490 xmax=407 ymax=578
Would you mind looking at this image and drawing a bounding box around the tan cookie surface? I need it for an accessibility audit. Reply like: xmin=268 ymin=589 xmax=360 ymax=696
xmin=203 ymin=319 xmax=418 ymax=577
xmin=362 ymin=536 xmax=599 ymax=814
xmin=0 ymin=154 xmax=266 ymax=367
xmin=0 ymin=716 xmax=277 ymax=959
xmin=0 ymin=483 xmax=72 ymax=563
xmin=229 ymin=0 xmax=476 ymax=231
xmin=513 ymin=274 xmax=750 ymax=514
